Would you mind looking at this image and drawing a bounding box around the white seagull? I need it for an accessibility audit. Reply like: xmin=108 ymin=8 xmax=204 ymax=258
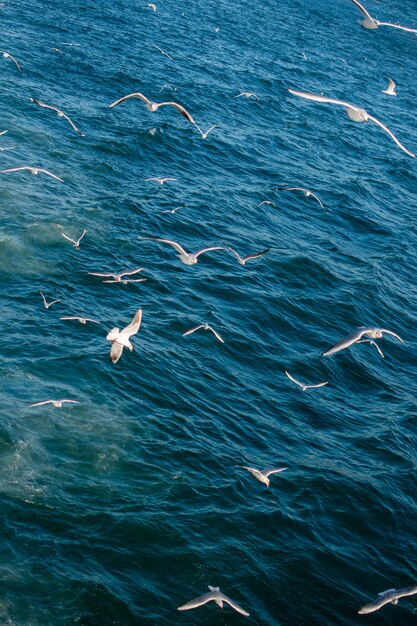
xmin=62 ymin=229 xmax=87 ymax=249
xmin=0 ymin=145 xmax=16 ymax=152
xmin=276 ymin=186 xmax=324 ymax=209
xmin=151 ymin=43 xmax=173 ymax=60
xmin=40 ymin=291 xmax=61 ymax=309
xmin=257 ymin=200 xmax=276 ymax=207
xmin=139 ymin=236 xmax=228 ymax=265
xmin=382 ymin=79 xmax=396 ymax=96
xmin=234 ymin=92 xmax=259 ymax=101
xmin=0 ymin=166 xmax=63 ymax=181
xmin=183 ymin=323 xmax=224 ymax=343
xmin=88 ymin=267 xmax=146 ymax=284
xmin=0 ymin=130 xmax=8 ymax=136
xmin=28 ymin=399 xmax=79 ymax=408
xmin=60 ymin=316 xmax=100 ymax=324
xmin=350 ymin=0 xmax=417 ymax=33
xmin=31 ymin=98 xmax=84 ymax=135
xmin=146 ymin=3 xmax=156 ymax=11
xmin=159 ymin=206 xmax=184 ymax=215
xmin=240 ymin=466 xmax=288 ymax=487
xmin=145 ymin=177 xmax=177 ymax=184
xmin=106 ymin=308 xmax=142 ymax=364
xmin=227 ymin=246 xmax=270 ymax=266
xmin=322 ymin=326 xmax=403 ymax=357
xmin=285 ymin=371 xmax=328 ymax=391
xmin=288 ymin=89 xmax=415 ymax=158
xmin=0 ymin=50 xmax=21 ymax=71
xmin=109 ymin=92 xmax=198 ymax=128
xmin=178 ymin=586 xmax=249 ymax=616
xmin=358 ymin=585 xmax=417 ymax=614
xmin=198 ymin=124 xmax=217 ymax=139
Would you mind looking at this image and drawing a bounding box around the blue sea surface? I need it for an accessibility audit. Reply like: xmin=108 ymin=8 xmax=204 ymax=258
xmin=0 ymin=0 xmax=416 ymax=624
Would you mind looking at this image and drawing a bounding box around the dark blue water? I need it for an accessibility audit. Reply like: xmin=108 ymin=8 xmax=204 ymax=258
xmin=0 ymin=0 xmax=416 ymax=623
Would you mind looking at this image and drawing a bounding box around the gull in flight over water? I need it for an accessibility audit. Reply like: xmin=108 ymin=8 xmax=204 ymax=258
xmin=146 ymin=3 xmax=156 ymax=11
xmin=139 ymin=236 xmax=228 ymax=265
xmin=276 ymin=186 xmax=324 ymax=209
xmin=183 ymin=323 xmax=224 ymax=343
xmin=0 ymin=50 xmax=21 ymax=71
xmin=322 ymin=326 xmax=403 ymax=357
xmin=227 ymin=246 xmax=270 ymax=266
xmin=288 ymin=89 xmax=415 ymax=158
xmin=358 ymin=585 xmax=417 ymax=614
xmin=31 ymin=98 xmax=84 ymax=135
xmin=40 ymin=291 xmax=61 ymax=309
xmin=159 ymin=206 xmax=185 ymax=215
xmin=285 ymin=371 xmax=328 ymax=391
xmin=0 ymin=166 xmax=64 ymax=180
xmin=159 ymin=83 xmax=176 ymax=93
xmin=234 ymin=92 xmax=259 ymax=101
xmin=197 ymin=124 xmax=216 ymax=139
xmin=178 ymin=586 xmax=249 ymax=616
xmin=28 ymin=399 xmax=79 ymax=408
xmin=151 ymin=43 xmax=173 ymax=60
xmin=382 ymin=79 xmax=396 ymax=96
xmin=60 ymin=316 xmax=100 ymax=325
xmin=145 ymin=176 xmax=177 ymax=185
xmin=62 ymin=229 xmax=87 ymax=249
xmin=0 ymin=145 xmax=15 ymax=152
xmin=88 ymin=267 xmax=146 ymax=284
xmin=109 ymin=92 xmax=198 ymax=129
xmin=257 ymin=200 xmax=276 ymax=207
xmin=240 ymin=466 xmax=288 ymax=487
xmin=350 ymin=0 xmax=417 ymax=33
xmin=106 ymin=308 xmax=142 ymax=364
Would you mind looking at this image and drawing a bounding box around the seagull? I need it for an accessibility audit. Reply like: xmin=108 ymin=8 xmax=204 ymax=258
xmin=28 ymin=399 xmax=79 ymax=408
xmin=60 ymin=316 xmax=100 ymax=324
xmin=139 ymin=236 xmax=228 ymax=265
xmin=40 ymin=291 xmax=61 ymax=309
xmin=106 ymin=308 xmax=142 ymax=364
xmin=159 ymin=83 xmax=175 ymax=93
xmin=88 ymin=267 xmax=146 ymax=284
xmin=62 ymin=229 xmax=87 ymax=249
xmin=322 ymin=326 xmax=403 ymax=357
xmin=151 ymin=43 xmax=173 ymax=60
xmin=159 ymin=206 xmax=185 ymax=215
xmin=183 ymin=323 xmax=224 ymax=343
xmin=0 ymin=50 xmax=21 ymax=71
xmin=178 ymin=586 xmax=249 ymax=616
xmin=0 ymin=145 xmax=15 ymax=152
xmin=285 ymin=371 xmax=328 ymax=391
xmin=358 ymin=585 xmax=417 ymax=614
xmin=227 ymin=246 xmax=270 ymax=266
xmin=356 ymin=339 xmax=385 ymax=358
xmin=198 ymin=124 xmax=216 ymax=139
xmin=0 ymin=166 xmax=64 ymax=181
xmin=0 ymin=130 xmax=8 ymax=136
xmin=109 ymin=92 xmax=198 ymax=128
xmin=257 ymin=200 xmax=276 ymax=207
xmin=383 ymin=79 xmax=396 ymax=96
xmin=146 ymin=2 xmax=156 ymax=11
xmin=288 ymin=89 xmax=415 ymax=158
xmin=350 ymin=0 xmax=417 ymax=33
xmin=234 ymin=92 xmax=259 ymax=100
xmin=275 ymin=186 xmax=324 ymax=209
xmin=145 ymin=177 xmax=177 ymax=184
xmin=30 ymin=98 xmax=84 ymax=135
xmin=240 ymin=466 xmax=288 ymax=487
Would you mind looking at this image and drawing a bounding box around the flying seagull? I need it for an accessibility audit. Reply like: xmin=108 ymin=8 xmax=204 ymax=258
xmin=151 ymin=43 xmax=173 ymax=60
xmin=0 ymin=166 xmax=64 ymax=180
xmin=28 ymin=399 xmax=79 ymax=408
xmin=285 ymin=371 xmax=328 ymax=391
xmin=0 ymin=50 xmax=21 ymax=71
xmin=382 ymin=79 xmax=396 ymax=96
xmin=234 ymin=92 xmax=259 ymax=101
xmin=159 ymin=206 xmax=185 ymax=215
xmin=350 ymin=0 xmax=417 ymax=33
xmin=30 ymin=98 xmax=84 ymax=135
xmin=139 ymin=236 xmax=228 ymax=265
xmin=106 ymin=308 xmax=142 ymax=364
xmin=178 ymin=586 xmax=249 ymax=616
xmin=358 ymin=585 xmax=417 ymax=614
xmin=145 ymin=177 xmax=177 ymax=184
xmin=257 ymin=200 xmax=276 ymax=207
xmin=88 ymin=267 xmax=145 ymax=284
xmin=288 ymin=89 xmax=415 ymax=158
xmin=146 ymin=3 xmax=156 ymax=11
xmin=40 ymin=291 xmax=61 ymax=309
xmin=276 ymin=186 xmax=324 ymax=209
xmin=198 ymin=124 xmax=217 ymax=139
xmin=240 ymin=466 xmax=288 ymax=487
xmin=60 ymin=316 xmax=100 ymax=324
xmin=109 ymin=92 xmax=198 ymax=128
xmin=322 ymin=326 xmax=403 ymax=357
xmin=183 ymin=323 xmax=224 ymax=343
xmin=62 ymin=229 xmax=87 ymax=249
xmin=227 ymin=246 xmax=270 ymax=266
xmin=0 ymin=145 xmax=16 ymax=152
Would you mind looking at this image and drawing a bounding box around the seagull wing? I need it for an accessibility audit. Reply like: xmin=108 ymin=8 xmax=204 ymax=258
xmin=119 ymin=268 xmax=144 ymax=277
xmin=60 ymin=400 xmax=79 ymax=404
xmin=120 ymin=308 xmax=142 ymax=339
xmin=62 ymin=233 xmax=76 ymax=244
xmin=140 ymin=237 xmax=188 ymax=256
xmin=88 ymin=271 xmax=114 ymax=277
xmin=264 ymin=467 xmax=288 ymax=477
xmin=285 ymin=371 xmax=303 ymax=387
xmin=322 ymin=327 xmax=370 ymax=356
xmin=177 ymin=591 xmax=216 ymax=611
xmin=0 ymin=166 xmax=28 ymax=173
xmin=378 ymin=22 xmax=417 ymax=33
xmin=396 ymin=585 xmax=417 ymax=600
xmin=194 ymin=246 xmax=227 ymax=258
xmin=39 ymin=169 xmax=64 ymax=181
xmin=28 ymin=400 xmax=53 ymax=407
xmin=220 ymin=593 xmax=250 ymax=616
xmin=350 ymin=0 xmax=374 ymax=21
xmin=358 ymin=589 xmax=398 ymax=614
xmin=367 ymin=114 xmax=415 ymax=158
xmin=207 ymin=326 xmax=224 ymax=343
xmin=106 ymin=327 xmax=120 ymax=341
xmin=380 ymin=328 xmax=404 ymax=343
xmin=109 ymin=92 xmax=151 ymax=108
xmin=227 ymin=246 xmax=243 ymax=263
xmin=40 ymin=291 xmax=47 ymax=306
xmin=241 ymin=466 xmax=262 ymax=479
xmin=242 ymin=248 xmax=271 ymax=262
xmin=110 ymin=342 xmax=124 ymax=364
xmin=47 ymin=299 xmax=61 ymax=307
xmin=288 ymin=89 xmax=358 ymax=111
xmin=31 ymin=98 xmax=59 ymax=113
xmin=61 ymin=111 xmax=84 ymax=135
xmin=183 ymin=324 xmax=204 ymax=337
xmin=310 ymin=193 xmax=324 ymax=208
xmin=157 ymin=101 xmax=197 ymax=125
xmin=305 ymin=381 xmax=329 ymax=389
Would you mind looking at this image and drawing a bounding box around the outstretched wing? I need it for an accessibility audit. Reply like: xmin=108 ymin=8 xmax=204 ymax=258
xmin=110 ymin=342 xmax=124 ymax=364
xmin=368 ymin=114 xmax=415 ymax=158
xmin=109 ymin=92 xmax=150 ymax=108
xmin=159 ymin=101 xmax=197 ymax=125
xmin=120 ymin=308 xmax=142 ymax=339
xmin=221 ymin=593 xmax=250 ymax=616
xmin=350 ymin=0 xmax=373 ymax=21
xmin=358 ymin=590 xmax=397 ymax=614
xmin=183 ymin=324 xmax=204 ymax=337
xmin=322 ymin=327 xmax=369 ymax=356
xmin=140 ymin=236 xmax=188 ymax=256
xmin=288 ymin=89 xmax=358 ymax=111
xmin=380 ymin=328 xmax=404 ymax=343
xmin=194 ymin=246 xmax=227 ymax=259
xmin=177 ymin=591 xmax=215 ymax=611
xmin=264 ymin=467 xmax=288 ymax=477
xmin=378 ymin=22 xmax=417 ymax=34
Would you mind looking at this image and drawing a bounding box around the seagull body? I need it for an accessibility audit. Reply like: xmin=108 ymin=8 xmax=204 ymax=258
xmin=28 ymin=399 xmax=79 ymax=408
xmin=62 ymin=229 xmax=87 ymax=249
xmin=0 ymin=166 xmax=63 ymax=181
xmin=178 ymin=586 xmax=249 ymax=616
xmin=31 ymin=98 xmax=84 ymax=135
xmin=0 ymin=50 xmax=21 ymax=71
xmin=383 ymin=79 xmax=396 ymax=96
xmin=285 ymin=371 xmax=328 ymax=391
xmin=234 ymin=92 xmax=258 ymax=100
xmin=358 ymin=585 xmax=417 ymax=614
xmin=109 ymin=92 xmax=198 ymax=127
xmin=183 ymin=323 xmax=224 ymax=343
xmin=40 ymin=291 xmax=61 ymax=309
xmin=288 ymin=89 xmax=415 ymax=158
xmin=139 ymin=236 xmax=227 ymax=265
xmin=106 ymin=308 xmax=142 ymax=364
xmin=60 ymin=316 xmax=99 ymax=324
xmin=145 ymin=177 xmax=177 ymax=184
xmin=227 ymin=246 xmax=270 ymax=266
xmin=322 ymin=326 xmax=403 ymax=357
xmin=88 ymin=267 xmax=145 ymax=283
xmin=276 ymin=186 xmax=324 ymax=209
xmin=241 ymin=466 xmax=288 ymax=487
xmin=350 ymin=0 xmax=417 ymax=33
